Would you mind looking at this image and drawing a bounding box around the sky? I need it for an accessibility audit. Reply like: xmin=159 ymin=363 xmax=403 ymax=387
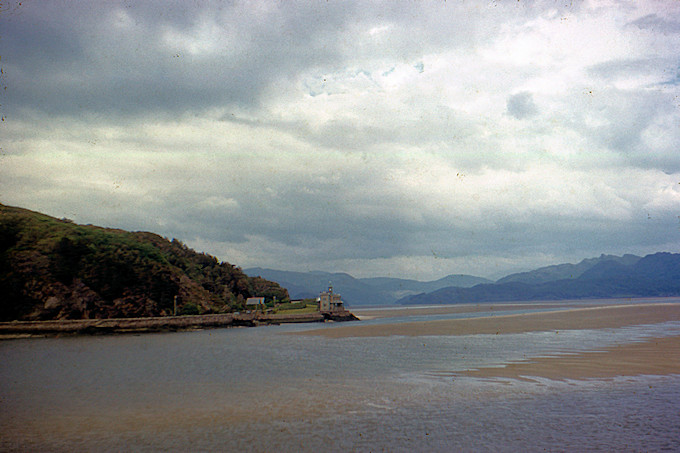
xmin=1 ymin=0 xmax=679 ymax=281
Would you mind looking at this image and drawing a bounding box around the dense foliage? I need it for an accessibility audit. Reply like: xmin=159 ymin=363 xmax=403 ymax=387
xmin=0 ymin=204 xmax=289 ymax=321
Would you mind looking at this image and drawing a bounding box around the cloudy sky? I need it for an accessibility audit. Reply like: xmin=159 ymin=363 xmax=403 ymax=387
xmin=1 ymin=0 xmax=679 ymax=280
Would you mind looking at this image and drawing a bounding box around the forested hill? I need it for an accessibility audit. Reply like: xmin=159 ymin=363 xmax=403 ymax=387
xmin=0 ymin=204 xmax=288 ymax=321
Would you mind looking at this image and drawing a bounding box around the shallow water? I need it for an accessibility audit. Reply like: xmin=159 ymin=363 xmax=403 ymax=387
xmin=1 ymin=302 xmax=679 ymax=452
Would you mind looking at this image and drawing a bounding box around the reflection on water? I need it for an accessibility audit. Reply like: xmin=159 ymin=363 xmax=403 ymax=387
xmin=1 ymin=305 xmax=679 ymax=452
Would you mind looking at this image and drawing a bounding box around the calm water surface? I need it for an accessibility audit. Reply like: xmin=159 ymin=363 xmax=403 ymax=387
xmin=1 ymin=302 xmax=679 ymax=452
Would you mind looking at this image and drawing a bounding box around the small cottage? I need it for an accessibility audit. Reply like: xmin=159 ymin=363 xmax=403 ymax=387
xmin=245 ymin=297 xmax=265 ymax=310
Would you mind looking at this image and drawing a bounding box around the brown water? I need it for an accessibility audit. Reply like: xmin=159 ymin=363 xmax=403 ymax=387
xmin=1 ymin=304 xmax=679 ymax=452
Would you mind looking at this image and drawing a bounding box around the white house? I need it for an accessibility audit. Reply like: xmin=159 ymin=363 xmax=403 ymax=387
xmin=245 ymin=297 xmax=265 ymax=309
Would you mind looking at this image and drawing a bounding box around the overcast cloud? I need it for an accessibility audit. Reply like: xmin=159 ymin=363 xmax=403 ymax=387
xmin=1 ymin=0 xmax=679 ymax=280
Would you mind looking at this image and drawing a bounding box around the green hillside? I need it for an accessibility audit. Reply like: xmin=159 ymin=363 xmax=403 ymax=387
xmin=0 ymin=204 xmax=289 ymax=321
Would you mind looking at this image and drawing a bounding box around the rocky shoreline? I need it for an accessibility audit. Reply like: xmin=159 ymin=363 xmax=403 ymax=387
xmin=0 ymin=311 xmax=359 ymax=338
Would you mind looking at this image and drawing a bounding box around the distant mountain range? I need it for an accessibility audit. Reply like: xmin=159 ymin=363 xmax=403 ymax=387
xmin=398 ymin=252 xmax=680 ymax=305
xmin=496 ymin=254 xmax=642 ymax=285
xmin=247 ymin=252 xmax=680 ymax=306
xmin=243 ymin=268 xmax=491 ymax=306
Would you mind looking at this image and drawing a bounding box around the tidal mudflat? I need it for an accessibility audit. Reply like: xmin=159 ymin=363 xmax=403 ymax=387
xmin=2 ymin=299 xmax=679 ymax=451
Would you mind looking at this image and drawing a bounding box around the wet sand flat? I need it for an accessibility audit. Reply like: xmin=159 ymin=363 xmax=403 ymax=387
xmin=459 ymin=335 xmax=680 ymax=380
xmin=299 ymin=302 xmax=680 ymax=380
xmin=352 ymin=302 xmax=578 ymax=320
xmin=300 ymin=303 xmax=680 ymax=338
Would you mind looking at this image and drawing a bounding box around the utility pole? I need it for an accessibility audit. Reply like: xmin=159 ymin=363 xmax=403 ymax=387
xmin=173 ymin=295 xmax=177 ymax=316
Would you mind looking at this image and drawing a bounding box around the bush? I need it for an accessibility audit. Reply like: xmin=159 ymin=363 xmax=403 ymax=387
xmin=179 ymin=302 xmax=200 ymax=315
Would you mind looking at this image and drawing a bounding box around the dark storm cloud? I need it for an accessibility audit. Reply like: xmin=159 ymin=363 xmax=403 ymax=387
xmin=1 ymin=0 xmax=570 ymax=120
xmin=1 ymin=1 xmax=352 ymax=118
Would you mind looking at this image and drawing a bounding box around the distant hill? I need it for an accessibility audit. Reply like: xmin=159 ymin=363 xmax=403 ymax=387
xmin=0 ymin=204 xmax=288 ymax=321
xmin=244 ymin=268 xmax=490 ymax=306
xmin=496 ymin=254 xmax=641 ymax=284
xmin=358 ymin=275 xmax=492 ymax=300
xmin=398 ymin=252 xmax=680 ymax=305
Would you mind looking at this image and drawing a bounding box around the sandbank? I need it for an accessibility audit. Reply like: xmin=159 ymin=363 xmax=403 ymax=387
xmin=352 ymin=302 xmax=575 ymax=320
xmin=459 ymin=335 xmax=680 ymax=381
xmin=300 ymin=302 xmax=680 ymax=338
xmin=301 ymin=302 xmax=680 ymax=380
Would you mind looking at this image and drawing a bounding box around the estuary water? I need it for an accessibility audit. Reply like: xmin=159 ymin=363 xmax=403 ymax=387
xmin=1 ymin=301 xmax=680 ymax=452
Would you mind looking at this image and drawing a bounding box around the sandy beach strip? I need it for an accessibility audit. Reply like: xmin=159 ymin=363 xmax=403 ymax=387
xmin=458 ymin=335 xmax=680 ymax=380
xmin=298 ymin=302 xmax=680 ymax=338
xmin=351 ymin=302 xmax=577 ymax=320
